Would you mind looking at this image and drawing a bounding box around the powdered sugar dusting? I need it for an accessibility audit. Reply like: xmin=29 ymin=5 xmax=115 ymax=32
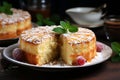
xmin=0 ymin=8 xmax=30 ymax=25
xmin=21 ymin=26 xmax=95 ymax=44
xmin=62 ymin=27 xmax=95 ymax=43
xmin=20 ymin=26 xmax=57 ymax=44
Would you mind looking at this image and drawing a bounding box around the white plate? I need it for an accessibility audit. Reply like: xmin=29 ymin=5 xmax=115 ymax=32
xmin=3 ymin=42 xmax=112 ymax=71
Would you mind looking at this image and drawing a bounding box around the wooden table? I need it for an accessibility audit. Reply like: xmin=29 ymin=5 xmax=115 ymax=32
xmin=0 ymin=57 xmax=120 ymax=80
xmin=0 ymin=26 xmax=120 ymax=80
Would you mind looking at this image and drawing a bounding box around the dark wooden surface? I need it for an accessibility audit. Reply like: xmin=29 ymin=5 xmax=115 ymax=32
xmin=0 ymin=58 xmax=120 ymax=80
xmin=0 ymin=26 xmax=120 ymax=80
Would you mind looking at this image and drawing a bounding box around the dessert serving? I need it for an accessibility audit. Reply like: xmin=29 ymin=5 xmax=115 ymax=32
xmin=60 ymin=28 xmax=96 ymax=65
xmin=19 ymin=27 xmax=58 ymax=65
xmin=18 ymin=21 xmax=96 ymax=66
xmin=0 ymin=2 xmax=32 ymax=40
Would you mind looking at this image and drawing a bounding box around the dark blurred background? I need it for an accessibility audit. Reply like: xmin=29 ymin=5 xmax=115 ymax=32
xmin=0 ymin=0 xmax=119 ymax=42
xmin=0 ymin=0 xmax=119 ymax=20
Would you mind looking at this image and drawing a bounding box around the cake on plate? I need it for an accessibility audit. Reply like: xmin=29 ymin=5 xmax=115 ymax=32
xmin=0 ymin=8 xmax=32 ymax=40
xmin=60 ymin=27 xmax=96 ymax=65
xmin=19 ymin=26 xmax=58 ymax=65
xmin=19 ymin=26 xmax=96 ymax=66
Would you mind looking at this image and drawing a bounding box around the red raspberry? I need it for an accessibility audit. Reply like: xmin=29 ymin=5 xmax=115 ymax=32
xmin=76 ymin=56 xmax=86 ymax=65
xmin=12 ymin=48 xmax=25 ymax=61
xmin=72 ymin=56 xmax=86 ymax=66
xmin=96 ymin=42 xmax=103 ymax=52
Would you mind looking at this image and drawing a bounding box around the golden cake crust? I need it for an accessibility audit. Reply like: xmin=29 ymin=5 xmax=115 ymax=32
xmin=19 ymin=26 xmax=58 ymax=65
xmin=60 ymin=28 xmax=96 ymax=65
xmin=0 ymin=8 xmax=32 ymax=40
xmin=19 ymin=26 xmax=96 ymax=66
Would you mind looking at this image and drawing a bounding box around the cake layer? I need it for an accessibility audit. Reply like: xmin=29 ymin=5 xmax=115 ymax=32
xmin=0 ymin=8 xmax=32 ymax=40
xmin=19 ymin=26 xmax=96 ymax=66
xmin=60 ymin=28 xmax=96 ymax=65
xmin=20 ymin=27 xmax=58 ymax=65
xmin=0 ymin=18 xmax=31 ymax=39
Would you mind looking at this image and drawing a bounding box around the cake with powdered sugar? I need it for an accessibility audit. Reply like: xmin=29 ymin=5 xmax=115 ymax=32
xmin=19 ymin=26 xmax=96 ymax=66
xmin=60 ymin=28 xmax=96 ymax=65
xmin=19 ymin=26 xmax=58 ymax=65
xmin=0 ymin=8 xmax=32 ymax=40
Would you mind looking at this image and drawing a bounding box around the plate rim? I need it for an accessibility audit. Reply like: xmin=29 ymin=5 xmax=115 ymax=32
xmin=3 ymin=41 xmax=112 ymax=70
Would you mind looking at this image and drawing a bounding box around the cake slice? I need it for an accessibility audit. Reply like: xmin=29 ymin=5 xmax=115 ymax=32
xmin=19 ymin=27 xmax=58 ymax=65
xmin=60 ymin=27 xmax=96 ymax=65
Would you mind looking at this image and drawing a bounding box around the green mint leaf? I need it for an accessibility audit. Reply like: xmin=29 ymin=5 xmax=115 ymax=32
xmin=43 ymin=18 xmax=55 ymax=26
xmin=68 ymin=25 xmax=78 ymax=32
xmin=36 ymin=14 xmax=44 ymax=21
xmin=111 ymin=55 xmax=120 ymax=62
xmin=36 ymin=14 xmax=44 ymax=26
xmin=60 ymin=21 xmax=68 ymax=30
xmin=53 ymin=21 xmax=78 ymax=34
xmin=36 ymin=14 xmax=57 ymax=26
xmin=65 ymin=21 xmax=71 ymax=28
xmin=62 ymin=21 xmax=78 ymax=32
xmin=50 ymin=14 xmax=61 ymax=24
xmin=0 ymin=7 xmax=5 ymax=12
xmin=36 ymin=21 xmax=44 ymax=26
xmin=111 ymin=42 xmax=120 ymax=55
xmin=0 ymin=2 xmax=13 ymax=15
xmin=53 ymin=27 xmax=66 ymax=34
xmin=3 ymin=2 xmax=12 ymax=9
xmin=6 ymin=9 xmax=13 ymax=15
xmin=111 ymin=42 xmax=120 ymax=63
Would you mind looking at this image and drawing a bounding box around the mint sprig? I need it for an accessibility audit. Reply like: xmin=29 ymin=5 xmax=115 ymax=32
xmin=53 ymin=21 xmax=78 ymax=34
xmin=36 ymin=14 xmax=60 ymax=26
xmin=0 ymin=2 xmax=13 ymax=15
xmin=111 ymin=42 xmax=120 ymax=62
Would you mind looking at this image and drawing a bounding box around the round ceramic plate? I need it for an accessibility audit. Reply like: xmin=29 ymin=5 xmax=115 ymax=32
xmin=3 ymin=42 xmax=112 ymax=71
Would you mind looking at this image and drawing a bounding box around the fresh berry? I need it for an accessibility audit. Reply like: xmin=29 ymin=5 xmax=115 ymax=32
xmin=12 ymin=48 xmax=25 ymax=61
xmin=76 ymin=56 xmax=86 ymax=65
xmin=72 ymin=56 xmax=86 ymax=66
xmin=96 ymin=42 xmax=103 ymax=52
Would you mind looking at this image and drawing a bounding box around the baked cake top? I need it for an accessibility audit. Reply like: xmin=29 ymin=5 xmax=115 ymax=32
xmin=20 ymin=26 xmax=57 ymax=44
xmin=20 ymin=26 xmax=96 ymax=44
xmin=62 ymin=27 xmax=96 ymax=44
xmin=0 ymin=8 xmax=31 ymax=25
